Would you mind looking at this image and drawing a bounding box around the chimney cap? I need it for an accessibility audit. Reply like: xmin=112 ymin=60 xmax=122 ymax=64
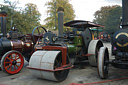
xmin=0 ymin=11 xmax=8 ymax=17
xmin=57 ymin=7 xmax=64 ymax=12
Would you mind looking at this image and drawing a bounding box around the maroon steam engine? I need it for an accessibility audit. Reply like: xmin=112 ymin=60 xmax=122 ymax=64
xmin=0 ymin=11 xmax=46 ymax=74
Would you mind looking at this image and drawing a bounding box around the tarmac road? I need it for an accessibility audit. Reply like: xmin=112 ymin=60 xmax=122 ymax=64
xmin=0 ymin=42 xmax=128 ymax=85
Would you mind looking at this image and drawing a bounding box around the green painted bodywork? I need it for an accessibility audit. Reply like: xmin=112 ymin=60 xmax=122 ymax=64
xmin=67 ymin=36 xmax=83 ymax=54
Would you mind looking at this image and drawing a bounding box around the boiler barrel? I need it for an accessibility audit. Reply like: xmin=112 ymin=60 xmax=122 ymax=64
xmin=11 ymin=40 xmax=33 ymax=53
xmin=0 ymin=39 xmax=33 ymax=57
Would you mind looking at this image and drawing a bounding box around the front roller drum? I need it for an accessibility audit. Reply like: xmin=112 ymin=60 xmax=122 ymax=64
xmin=1 ymin=50 xmax=24 ymax=74
xmin=97 ymin=47 xmax=109 ymax=79
xmin=28 ymin=51 xmax=70 ymax=82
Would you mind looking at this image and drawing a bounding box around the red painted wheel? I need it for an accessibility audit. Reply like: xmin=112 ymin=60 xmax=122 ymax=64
xmin=1 ymin=50 xmax=24 ymax=74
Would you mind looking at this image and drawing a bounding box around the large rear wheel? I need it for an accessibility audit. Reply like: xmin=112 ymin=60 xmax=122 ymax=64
xmin=1 ymin=50 xmax=24 ymax=74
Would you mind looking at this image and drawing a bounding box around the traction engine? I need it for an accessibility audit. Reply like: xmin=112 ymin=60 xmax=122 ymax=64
xmin=97 ymin=0 xmax=128 ymax=79
xmin=27 ymin=9 xmax=106 ymax=82
xmin=0 ymin=11 xmax=47 ymax=74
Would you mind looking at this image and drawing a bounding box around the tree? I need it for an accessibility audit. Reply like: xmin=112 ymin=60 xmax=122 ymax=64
xmin=0 ymin=1 xmax=41 ymax=34
xmin=93 ymin=5 xmax=122 ymax=34
xmin=45 ymin=0 xmax=75 ymax=31
xmin=93 ymin=6 xmax=112 ymax=25
xmin=105 ymin=6 xmax=122 ymax=34
xmin=0 ymin=0 xmax=21 ymax=31
xmin=21 ymin=3 xmax=41 ymax=33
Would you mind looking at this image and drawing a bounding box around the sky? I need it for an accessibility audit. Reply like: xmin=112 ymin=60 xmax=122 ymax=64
xmin=0 ymin=0 xmax=122 ymax=24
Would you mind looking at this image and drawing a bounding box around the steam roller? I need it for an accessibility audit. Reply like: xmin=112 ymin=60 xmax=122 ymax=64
xmin=28 ymin=8 xmax=106 ymax=82
xmin=97 ymin=0 xmax=128 ymax=79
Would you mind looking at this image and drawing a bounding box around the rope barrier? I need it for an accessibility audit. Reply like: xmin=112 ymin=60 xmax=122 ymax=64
xmin=69 ymin=77 xmax=128 ymax=85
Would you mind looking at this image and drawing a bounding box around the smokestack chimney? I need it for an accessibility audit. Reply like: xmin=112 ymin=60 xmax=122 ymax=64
xmin=0 ymin=11 xmax=7 ymax=38
xmin=122 ymin=0 xmax=128 ymax=29
xmin=58 ymin=7 xmax=64 ymax=41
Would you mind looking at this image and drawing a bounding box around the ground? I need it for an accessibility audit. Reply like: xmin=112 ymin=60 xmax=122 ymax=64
xmin=0 ymin=42 xmax=128 ymax=85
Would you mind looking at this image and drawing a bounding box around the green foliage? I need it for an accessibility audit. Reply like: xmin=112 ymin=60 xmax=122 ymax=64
xmin=105 ymin=6 xmax=122 ymax=34
xmin=1 ymin=0 xmax=20 ymax=31
xmin=93 ymin=5 xmax=122 ymax=34
xmin=0 ymin=0 xmax=41 ymax=34
xmin=45 ymin=0 xmax=75 ymax=31
xmin=21 ymin=3 xmax=41 ymax=34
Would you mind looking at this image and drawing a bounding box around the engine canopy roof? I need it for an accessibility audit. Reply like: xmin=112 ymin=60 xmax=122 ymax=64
xmin=64 ymin=20 xmax=104 ymax=31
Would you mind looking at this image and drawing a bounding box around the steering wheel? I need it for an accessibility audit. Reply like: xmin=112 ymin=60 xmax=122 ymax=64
xmin=32 ymin=26 xmax=47 ymax=44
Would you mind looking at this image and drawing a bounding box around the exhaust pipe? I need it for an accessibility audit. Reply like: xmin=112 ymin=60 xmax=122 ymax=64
xmin=0 ymin=11 xmax=8 ymax=39
xmin=58 ymin=8 xmax=64 ymax=41
xmin=122 ymin=0 xmax=128 ymax=29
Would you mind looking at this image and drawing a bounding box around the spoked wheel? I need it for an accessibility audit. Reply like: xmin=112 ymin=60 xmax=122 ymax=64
xmin=29 ymin=51 xmax=69 ymax=82
xmin=1 ymin=50 xmax=24 ymax=74
xmin=97 ymin=47 xmax=109 ymax=79
xmin=32 ymin=26 xmax=47 ymax=44
xmin=88 ymin=40 xmax=103 ymax=66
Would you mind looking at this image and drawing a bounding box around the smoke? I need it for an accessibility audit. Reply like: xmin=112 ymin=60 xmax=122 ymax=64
xmin=103 ymin=0 xmax=121 ymax=4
